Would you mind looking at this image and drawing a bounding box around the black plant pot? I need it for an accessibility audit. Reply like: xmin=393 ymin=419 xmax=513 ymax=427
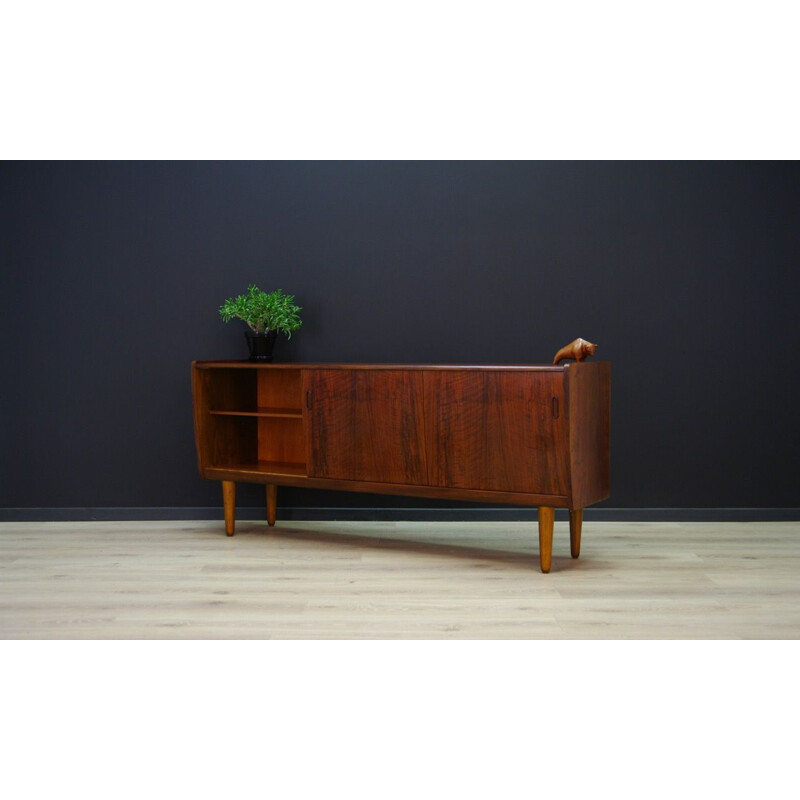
xmin=245 ymin=330 xmax=278 ymax=362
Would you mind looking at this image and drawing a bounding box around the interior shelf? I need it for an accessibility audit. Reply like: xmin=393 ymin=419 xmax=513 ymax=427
xmin=208 ymin=460 xmax=308 ymax=478
xmin=196 ymin=366 xmax=307 ymax=479
xmin=210 ymin=407 xmax=303 ymax=419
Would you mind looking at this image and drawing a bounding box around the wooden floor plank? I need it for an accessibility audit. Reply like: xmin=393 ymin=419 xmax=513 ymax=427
xmin=1 ymin=520 xmax=798 ymax=639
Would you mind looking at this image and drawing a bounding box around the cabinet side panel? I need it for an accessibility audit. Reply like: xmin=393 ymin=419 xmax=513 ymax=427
xmin=192 ymin=364 xmax=212 ymax=475
xmin=566 ymin=362 xmax=611 ymax=508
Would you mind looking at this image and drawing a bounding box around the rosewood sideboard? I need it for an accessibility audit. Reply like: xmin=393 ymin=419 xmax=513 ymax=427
xmin=192 ymin=361 xmax=610 ymax=572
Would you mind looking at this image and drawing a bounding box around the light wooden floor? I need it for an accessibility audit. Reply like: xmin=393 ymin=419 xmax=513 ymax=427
xmin=1 ymin=519 xmax=798 ymax=639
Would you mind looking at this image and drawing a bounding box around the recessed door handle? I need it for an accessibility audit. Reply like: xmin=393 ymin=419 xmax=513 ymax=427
xmin=552 ymin=397 xmax=559 ymax=419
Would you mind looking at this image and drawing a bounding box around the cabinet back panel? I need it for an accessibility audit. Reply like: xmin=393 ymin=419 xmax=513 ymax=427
xmin=209 ymin=416 xmax=257 ymax=466
xmin=257 ymin=417 xmax=306 ymax=466
xmin=257 ymin=369 xmax=302 ymax=410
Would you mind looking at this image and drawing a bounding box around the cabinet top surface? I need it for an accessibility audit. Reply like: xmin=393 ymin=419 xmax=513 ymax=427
xmin=192 ymin=360 xmax=606 ymax=371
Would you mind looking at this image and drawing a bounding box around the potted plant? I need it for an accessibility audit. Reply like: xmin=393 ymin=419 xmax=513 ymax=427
xmin=219 ymin=285 xmax=302 ymax=361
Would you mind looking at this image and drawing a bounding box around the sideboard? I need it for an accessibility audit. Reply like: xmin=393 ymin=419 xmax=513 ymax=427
xmin=192 ymin=361 xmax=610 ymax=572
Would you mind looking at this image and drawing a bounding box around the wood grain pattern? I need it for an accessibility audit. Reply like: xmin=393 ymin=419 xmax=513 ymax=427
xmin=305 ymin=370 xmax=428 ymax=485
xmin=423 ymin=370 xmax=569 ymax=495
xmin=256 ymin=368 xmax=306 ymax=468
xmin=257 ymin=417 xmax=306 ymax=466
xmin=192 ymin=365 xmax=257 ymax=473
xmin=208 ymin=462 xmax=307 ymax=479
xmin=193 ymin=362 xmax=610 ymax=571
xmin=203 ymin=464 xmax=567 ymax=505
xmin=196 ymin=362 xmax=566 ymax=371
xmin=210 ymin=409 xmax=303 ymax=418
xmin=257 ymin=368 xmax=302 ymax=408
xmin=222 ymin=481 xmax=236 ymax=536
xmin=538 ymin=506 xmax=554 ymax=573
xmin=569 ymin=509 xmax=582 ymax=558
xmin=7 ymin=519 xmax=794 ymax=639
xmin=552 ymin=338 xmax=597 ymax=365
xmin=266 ymin=484 xmax=277 ymax=527
xmin=565 ymin=362 xmax=610 ymax=508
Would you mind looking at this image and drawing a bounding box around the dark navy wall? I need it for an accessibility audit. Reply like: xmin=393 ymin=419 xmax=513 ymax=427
xmin=1 ymin=161 xmax=799 ymax=514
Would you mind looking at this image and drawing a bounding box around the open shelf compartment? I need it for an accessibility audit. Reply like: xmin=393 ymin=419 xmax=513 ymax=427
xmin=195 ymin=365 xmax=307 ymax=477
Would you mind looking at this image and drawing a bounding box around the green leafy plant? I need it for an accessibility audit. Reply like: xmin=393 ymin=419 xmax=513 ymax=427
xmin=219 ymin=285 xmax=302 ymax=337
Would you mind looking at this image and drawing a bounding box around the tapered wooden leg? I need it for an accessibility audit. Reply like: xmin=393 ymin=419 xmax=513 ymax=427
xmin=569 ymin=509 xmax=583 ymax=558
xmin=266 ymin=484 xmax=277 ymax=527
xmin=538 ymin=506 xmax=554 ymax=573
xmin=222 ymin=480 xmax=236 ymax=536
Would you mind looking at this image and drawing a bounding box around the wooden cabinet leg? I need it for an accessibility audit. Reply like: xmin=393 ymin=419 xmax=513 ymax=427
xmin=266 ymin=484 xmax=277 ymax=527
xmin=538 ymin=506 xmax=554 ymax=573
xmin=222 ymin=480 xmax=236 ymax=536
xmin=569 ymin=509 xmax=583 ymax=558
